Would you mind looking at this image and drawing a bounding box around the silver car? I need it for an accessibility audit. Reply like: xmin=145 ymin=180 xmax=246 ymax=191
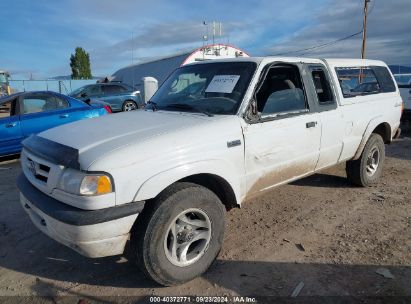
xmin=69 ymin=83 xmax=143 ymax=112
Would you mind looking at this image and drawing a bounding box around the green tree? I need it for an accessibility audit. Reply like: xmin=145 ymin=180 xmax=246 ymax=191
xmin=70 ymin=47 xmax=92 ymax=79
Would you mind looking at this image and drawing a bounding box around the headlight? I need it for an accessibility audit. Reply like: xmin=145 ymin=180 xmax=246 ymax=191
xmin=58 ymin=169 xmax=113 ymax=196
xmin=80 ymin=175 xmax=112 ymax=195
xmin=58 ymin=169 xmax=84 ymax=194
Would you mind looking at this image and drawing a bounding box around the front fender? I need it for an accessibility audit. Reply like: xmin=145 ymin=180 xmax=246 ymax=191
xmin=353 ymin=116 xmax=390 ymax=160
xmin=133 ymin=159 xmax=243 ymax=204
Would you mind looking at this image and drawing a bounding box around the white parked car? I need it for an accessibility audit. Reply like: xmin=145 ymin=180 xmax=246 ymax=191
xmin=17 ymin=57 xmax=402 ymax=286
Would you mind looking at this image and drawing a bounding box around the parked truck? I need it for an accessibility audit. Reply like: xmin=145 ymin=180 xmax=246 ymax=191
xmin=17 ymin=57 xmax=402 ymax=286
xmin=398 ymin=81 xmax=411 ymax=120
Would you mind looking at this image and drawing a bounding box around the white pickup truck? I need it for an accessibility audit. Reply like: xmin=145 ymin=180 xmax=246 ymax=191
xmin=17 ymin=57 xmax=402 ymax=286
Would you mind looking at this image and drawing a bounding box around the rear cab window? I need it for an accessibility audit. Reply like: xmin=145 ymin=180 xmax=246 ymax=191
xmin=303 ymin=65 xmax=337 ymax=113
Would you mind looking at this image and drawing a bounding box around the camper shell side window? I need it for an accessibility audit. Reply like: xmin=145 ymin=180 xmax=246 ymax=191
xmin=335 ymin=65 xmax=396 ymax=98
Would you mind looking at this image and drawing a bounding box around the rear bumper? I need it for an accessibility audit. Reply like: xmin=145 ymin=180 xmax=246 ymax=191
xmin=17 ymin=174 xmax=144 ymax=258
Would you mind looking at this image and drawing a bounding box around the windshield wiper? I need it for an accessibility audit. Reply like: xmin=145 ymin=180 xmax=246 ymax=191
xmin=164 ymin=103 xmax=213 ymax=117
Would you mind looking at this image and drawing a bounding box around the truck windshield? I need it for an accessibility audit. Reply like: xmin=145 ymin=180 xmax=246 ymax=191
xmin=149 ymin=61 xmax=257 ymax=115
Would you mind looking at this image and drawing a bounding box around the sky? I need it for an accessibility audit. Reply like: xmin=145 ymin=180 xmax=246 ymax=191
xmin=1 ymin=0 xmax=410 ymax=79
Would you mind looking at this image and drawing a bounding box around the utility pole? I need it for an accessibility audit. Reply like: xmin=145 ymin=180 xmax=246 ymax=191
xmin=212 ymin=21 xmax=215 ymax=45
xmin=361 ymin=0 xmax=371 ymax=59
xmin=359 ymin=0 xmax=371 ymax=84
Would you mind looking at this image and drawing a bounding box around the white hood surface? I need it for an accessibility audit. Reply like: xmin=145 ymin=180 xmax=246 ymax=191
xmin=37 ymin=110 xmax=238 ymax=169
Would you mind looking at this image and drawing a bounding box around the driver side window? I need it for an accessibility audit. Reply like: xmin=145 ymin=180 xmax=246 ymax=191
xmin=0 ymin=100 xmax=16 ymax=118
xmin=88 ymin=85 xmax=101 ymax=96
xmin=256 ymin=65 xmax=308 ymax=116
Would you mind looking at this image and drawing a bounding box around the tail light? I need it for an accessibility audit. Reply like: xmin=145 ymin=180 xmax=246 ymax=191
xmin=104 ymin=105 xmax=112 ymax=114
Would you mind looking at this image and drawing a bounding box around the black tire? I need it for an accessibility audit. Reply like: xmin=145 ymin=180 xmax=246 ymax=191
xmin=130 ymin=182 xmax=225 ymax=286
xmin=346 ymin=133 xmax=385 ymax=187
xmin=122 ymin=100 xmax=138 ymax=111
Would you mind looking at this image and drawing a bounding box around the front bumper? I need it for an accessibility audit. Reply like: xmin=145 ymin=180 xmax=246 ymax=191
xmin=17 ymin=174 xmax=144 ymax=258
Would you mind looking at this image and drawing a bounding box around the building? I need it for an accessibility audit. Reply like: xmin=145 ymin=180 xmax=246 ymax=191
xmin=111 ymin=44 xmax=249 ymax=90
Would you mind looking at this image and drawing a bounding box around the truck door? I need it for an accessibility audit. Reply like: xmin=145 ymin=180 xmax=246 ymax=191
xmin=100 ymin=84 xmax=125 ymax=111
xmin=305 ymin=64 xmax=344 ymax=170
xmin=19 ymin=93 xmax=72 ymax=138
xmin=0 ymin=98 xmax=22 ymax=155
xmin=243 ymin=63 xmax=321 ymax=198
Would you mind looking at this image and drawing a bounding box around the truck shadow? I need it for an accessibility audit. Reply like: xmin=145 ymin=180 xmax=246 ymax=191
xmin=290 ymin=173 xmax=350 ymax=188
xmin=386 ymin=135 xmax=411 ymax=161
xmin=0 ymin=220 xmax=410 ymax=298
xmin=0 ymin=187 xmax=410 ymax=300
xmin=19 ymin=255 xmax=411 ymax=298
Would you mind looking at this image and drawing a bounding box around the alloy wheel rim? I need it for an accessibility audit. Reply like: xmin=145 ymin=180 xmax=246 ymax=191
xmin=366 ymin=146 xmax=380 ymax=176
xmin=124 ymin=102 xmax=137 ymax=111
xmin=164 ymin=208 xmax=212 ymax=267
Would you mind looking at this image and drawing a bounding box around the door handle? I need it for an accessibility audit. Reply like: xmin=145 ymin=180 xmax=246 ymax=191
xmin=306 ymin=121 xmax=317 ymax=128
xmin=59 ymin=114 xmax=69 ymax=118
xmin=5 ymin=122 xmax=18 ymax=128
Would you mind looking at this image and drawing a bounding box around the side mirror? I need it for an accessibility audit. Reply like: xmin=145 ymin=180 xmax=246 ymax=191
xmin=244 ymin=99 xmax=260 ymax=122
xmin=80 ymin=92 xmax=88 ymax=98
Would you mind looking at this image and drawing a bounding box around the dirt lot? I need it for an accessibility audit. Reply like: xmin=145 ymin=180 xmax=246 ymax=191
xmin=0 ymin=128 xmax=410 ymax=303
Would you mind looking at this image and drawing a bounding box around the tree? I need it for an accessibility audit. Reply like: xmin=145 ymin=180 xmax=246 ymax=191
xmin=70 ymin=47 xmax=92 ymax=79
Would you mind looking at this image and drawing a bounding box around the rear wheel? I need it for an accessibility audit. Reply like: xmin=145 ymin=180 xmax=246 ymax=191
xmin=346 ymin=133 xmax=385 ymax=186
xmin=122 ymin=100 xmax=138 ymax=111
xmin=130 ymin=182 xmax=225 ymax=286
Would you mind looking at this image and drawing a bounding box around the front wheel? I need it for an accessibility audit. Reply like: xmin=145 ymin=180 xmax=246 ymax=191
xmin=130 ymin=182 xmax=225 ymax=286
xmin=346 ymin=133 xmax=385 ymax=186
xmin=122 ymin=100 xmax=138 ymax=111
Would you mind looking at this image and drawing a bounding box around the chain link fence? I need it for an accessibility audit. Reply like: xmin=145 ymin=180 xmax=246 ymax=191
xmin=9 ymin=79 xmax=97 ymax=95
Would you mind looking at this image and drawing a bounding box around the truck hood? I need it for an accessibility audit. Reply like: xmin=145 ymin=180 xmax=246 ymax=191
xmin=36 ymin=110 xmax=230 ymax=169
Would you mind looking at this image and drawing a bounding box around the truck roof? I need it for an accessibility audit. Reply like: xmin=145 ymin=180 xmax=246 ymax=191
xmin=185 ymin=56 xmax=388 ymax=68
xmin=323 ymin=58 xmax=387 ymax=68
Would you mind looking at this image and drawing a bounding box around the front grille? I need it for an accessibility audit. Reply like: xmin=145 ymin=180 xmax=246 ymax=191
xmin=39 ymin=164 xmax=50 ymax=173
xmin=26 ymin=157 xmax=50 ymax=184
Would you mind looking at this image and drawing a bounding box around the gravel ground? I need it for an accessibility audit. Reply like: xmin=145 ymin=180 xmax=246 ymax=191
xmin=0 ymin=128 xmax=410 ymax=303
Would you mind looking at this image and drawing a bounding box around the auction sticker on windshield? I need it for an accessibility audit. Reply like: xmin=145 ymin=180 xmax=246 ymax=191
xmin=205 ymin=75 xmax=240 ymax=94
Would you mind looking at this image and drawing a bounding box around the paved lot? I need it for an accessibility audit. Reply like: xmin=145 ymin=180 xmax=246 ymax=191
xmin=0 ymin=128 xmax=410 ymax=302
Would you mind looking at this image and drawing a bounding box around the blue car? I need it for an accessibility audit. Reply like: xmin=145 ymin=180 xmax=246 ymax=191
xmin=69 ymin=83 xmax=143 ymax=112
xmin=0 ymin=91 xmax=110 ymax=157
